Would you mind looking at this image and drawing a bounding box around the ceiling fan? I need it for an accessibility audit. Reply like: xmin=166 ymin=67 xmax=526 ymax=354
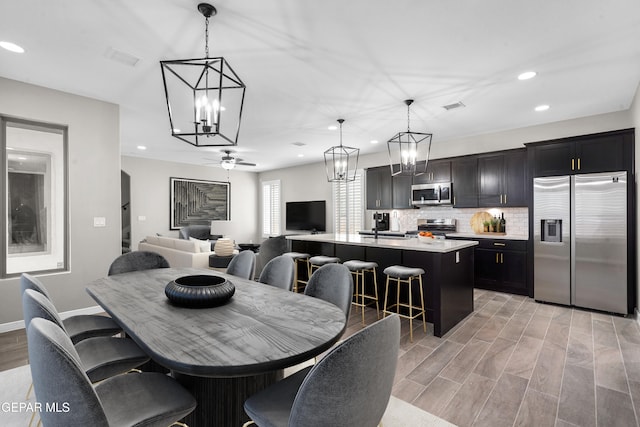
xmin=217 ymin=150 xmax=256 ymax=170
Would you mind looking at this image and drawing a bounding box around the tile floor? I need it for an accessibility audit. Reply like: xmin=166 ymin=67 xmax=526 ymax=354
xmin=3 ymin=288 xmax=640 ymax=426
xmin=344 ymin=289 xmax=640 ymax=427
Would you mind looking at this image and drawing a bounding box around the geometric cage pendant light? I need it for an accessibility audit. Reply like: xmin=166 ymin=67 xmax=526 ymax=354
xmin=160 ymin=3 xmax=246 ymax=147
xmin=324 ymin=119 xmax=360 ymax=182
xmin=387 ymin=99 xmax=432 ymax=176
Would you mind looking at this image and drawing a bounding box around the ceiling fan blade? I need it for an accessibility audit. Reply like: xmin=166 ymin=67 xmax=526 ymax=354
xmin=236 ymin=161 xmax=256 ymax=166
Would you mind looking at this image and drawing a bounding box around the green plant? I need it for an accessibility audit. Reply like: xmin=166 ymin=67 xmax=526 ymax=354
xmin=483 ymin=220 xmax=491 ymax=227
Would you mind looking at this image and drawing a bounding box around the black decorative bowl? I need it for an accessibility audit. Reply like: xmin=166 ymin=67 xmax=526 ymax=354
xmin=165 ymin=275 xmax=235 ymax=308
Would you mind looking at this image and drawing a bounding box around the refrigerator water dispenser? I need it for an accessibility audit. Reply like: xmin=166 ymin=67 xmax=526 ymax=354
xmin=541 ymin=219 xmax=562 ymax=242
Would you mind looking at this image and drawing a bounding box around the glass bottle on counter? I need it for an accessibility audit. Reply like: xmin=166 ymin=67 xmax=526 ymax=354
xmin=500 ymin=213 xmax=506 ymax=234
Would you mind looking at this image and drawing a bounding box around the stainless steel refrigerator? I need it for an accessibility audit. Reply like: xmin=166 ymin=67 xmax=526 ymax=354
xmin=533 ymin=171 xmax=628 ymax=314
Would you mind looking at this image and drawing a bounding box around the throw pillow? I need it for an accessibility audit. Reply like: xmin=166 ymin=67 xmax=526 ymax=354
xmin=190 ymin=237 xmax=211 ymax=253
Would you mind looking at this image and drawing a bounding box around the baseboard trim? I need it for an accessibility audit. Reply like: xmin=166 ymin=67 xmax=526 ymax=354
xmin=0 ymin=305 xmax=105 ymax=333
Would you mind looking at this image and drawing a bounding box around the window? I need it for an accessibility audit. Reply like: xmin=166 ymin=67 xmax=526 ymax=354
xmin=1 ymin=117 xmax=68 ymax=277
xmin=262 ymin=180 xmax=281 ymax=237
xmin=333 ymin=170 xmax=363 ymax=234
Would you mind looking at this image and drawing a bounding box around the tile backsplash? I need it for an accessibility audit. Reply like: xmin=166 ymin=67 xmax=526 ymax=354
xmin=366 ymin=206 xmax=529 ymax=237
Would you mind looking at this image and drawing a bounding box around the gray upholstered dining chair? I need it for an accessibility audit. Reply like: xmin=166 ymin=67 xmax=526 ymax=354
xmin=27 ymin=317 xmax=196 ymax=427
xmin=226 ymin=249 xmax=256 ymax=280
xmin=107 ymin=250 xmax=170 ymax=275
xmin=258 ymin=255 xmax=295 ymax=291
xmin=243 ymin=314 xmax=400 ymax=427
xmin=23 ymin=289 xmax=149 ymax=383
xmin=304 ymin=263 xmax=354 ymax=319
xmin=254 ymin=235 xmax=288 ymax=277
xmin=20 ymin=273 xmax=122 ymax=344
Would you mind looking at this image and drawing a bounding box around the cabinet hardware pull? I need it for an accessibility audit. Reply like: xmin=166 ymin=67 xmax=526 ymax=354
xmin=578 ymin=158 xmax=581 ymax=170
xmin=501 ymin=253 xmax=504 ymax=263
xmin=496 ymin=253 xmax=499 ymax=263
xmin=504 ymin=194 xmax=507 ymax=204
xmin=500 ymin=194 xmax=503 ymax=204
xmin=453 ymin=196 xmax=456 ymax=205
xmin=494 ymin=242 xmax=506 ymax=246
xmin=571 ymin=158 xmax=575 ymax=170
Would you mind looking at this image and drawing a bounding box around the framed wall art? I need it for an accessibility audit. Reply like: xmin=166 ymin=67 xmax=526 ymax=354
xmin=170 ymin=177 xmax=230 ymax=229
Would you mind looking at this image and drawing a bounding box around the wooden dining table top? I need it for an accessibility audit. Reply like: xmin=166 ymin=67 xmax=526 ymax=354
xmin=86 ymin=267 xmax=347 ymax=378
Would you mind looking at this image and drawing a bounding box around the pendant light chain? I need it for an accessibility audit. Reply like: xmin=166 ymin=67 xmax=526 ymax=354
xmin=407 ymin=102 xmax=411 ymax=133
xmin=204 ymin=16 xmax=210 ymax=58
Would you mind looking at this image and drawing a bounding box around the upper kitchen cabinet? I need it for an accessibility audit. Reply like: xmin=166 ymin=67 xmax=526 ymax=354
xmin=478 ymin=149 xmax=526 ymax=207
xmin=451 ymin=156 xmax=478 ymax=208
xmin=528 ymin=129 xmax=634 ymax=177
xmin=392 ymin=174 xmax=413 ymax=209
xmin=366 ymin=166 xmax=393 ymax=209
xmin=412 ymin=159 xmax=451 ymax=184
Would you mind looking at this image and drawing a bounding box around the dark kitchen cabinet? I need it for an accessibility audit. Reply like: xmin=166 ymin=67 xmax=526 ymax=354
xmin=366 ymin=166 xmax=393 ymax=209
xmin=529 ymin=129 xmax=634 ymax=177
xmin=478 ymin=149 xmax=526 ymax=207
xmin=392 ymin=174 xmax=413 ymax=209
xmin=412 ymin=159 xmax=451 ymax=184
xmin=474 ymin=239 xmax=528 ymax=295
xmin=451 ymin=156 xmax=478 ymax=208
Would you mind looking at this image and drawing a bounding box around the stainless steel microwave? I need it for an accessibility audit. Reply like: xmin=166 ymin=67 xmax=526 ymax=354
xmin=411 ymin=182 xmax=452 ymax=206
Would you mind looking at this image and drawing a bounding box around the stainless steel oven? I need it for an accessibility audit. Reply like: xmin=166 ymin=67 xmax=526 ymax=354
xmin=411 ymin=182 xmax=452 ymax=206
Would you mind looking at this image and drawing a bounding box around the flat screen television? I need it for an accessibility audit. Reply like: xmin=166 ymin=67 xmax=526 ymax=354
xmin=286 ymin=200 xmax=326 ymax=232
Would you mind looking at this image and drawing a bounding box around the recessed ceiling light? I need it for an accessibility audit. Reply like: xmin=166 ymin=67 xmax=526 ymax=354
xmin=297 ymin=154 xmax=304 ymax=158
xmin=370 ymin=140 xmax=379 ymax=144
xmin=534 ymin=104 xmax=550 ymax=112
xmin=137 ymin=145 xmax=147 ymax=150
xmin=172 ymin=128 xmax=181 ymax=133
xmin=518 ymin=71 xmax=537 ymax=81
xmin=0 ymin=41 xmax=25 ymax=53
xmin=328 ymin=125 xmax=337 ymax=131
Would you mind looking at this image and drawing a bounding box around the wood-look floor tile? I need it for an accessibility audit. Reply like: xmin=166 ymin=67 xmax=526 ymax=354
xmin=412 ymin=375 xmax=461 ymax=417
xmin=504 ymin=335 xmax=543 ymax=380
xmin=473 ymin=337 xmax=517 ymax=380
xmin=613 ymin=316 xmax=640 ymax=347
xmin=544 ymin=320 xmax=570 ymax=349
xmin=392 ymin=378 xmax=426 ymax=403
xmin=593 ymin=319 xmax=619 ymax=349
xmin=448 ymin=315 xmax=486 ymax=345
xmin=407 ymin=340 xmax=463 ymax=386
xmin=570 ymin=309 xmax=592 ymax=335
xmin=596 ymin=385 xmax=637 ymax=427
xmin=529 ymin=341 xmax=566 ymax=397
xmin=626 ymin=378 xmax=640 ymax=424
xmin=495 ymin=300 xmax=522 ymax=319
xmin=591 ymin=312 xmax=613 ymax=323
xmin=551 ymin=306 xmax=572 ymax=325
xmin=440 ymin=373 xmax=496 ymax=427
xmin=474 ymin=299 xmax=506 ymax=319
xmin=533 ymin=303 xmax=556 ymax=317
xmin=440 ymin=338 xmax=490 ymax=384
xmin=522 ymin=313 xmax=551 ymax=340
xmin=619 ymin=341 xmax=640 ymax=384
xmin=394 ymin=343 xmax=435 ymax=385
xmin=473 ymin=373 xmax=528 ymax=427
xmin=557 ymin=364 xmax=596 ymax=427
xmin=474 ymin=315 xmax=509 ymax=343
xmin=566 ymin=330 xmax=594 ymax=370
xmin=515 ymin=300 xmax=538 ymax=316
xmin=595 ymin=345 xmax=629 ymax=393
xmin=498 ymin=313 xmax=532 ymax=342
xmin=513 ymin=388 xmax=558 ymax=427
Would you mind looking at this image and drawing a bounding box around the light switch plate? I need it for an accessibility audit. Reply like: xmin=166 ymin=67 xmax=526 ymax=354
xmin=93 ymin=217 xmax=106 ymax=227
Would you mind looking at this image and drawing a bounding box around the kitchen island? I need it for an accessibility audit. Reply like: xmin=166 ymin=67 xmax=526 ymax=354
xmin=287 ymin=234 xmax=478 ymax=337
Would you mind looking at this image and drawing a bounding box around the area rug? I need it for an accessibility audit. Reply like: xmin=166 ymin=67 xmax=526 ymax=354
xmin=0 ymin=364 xmax=455 ymax=426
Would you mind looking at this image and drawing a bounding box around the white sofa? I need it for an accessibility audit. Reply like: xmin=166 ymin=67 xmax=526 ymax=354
xmin=138 ymin=235 xmax=213 ymax=269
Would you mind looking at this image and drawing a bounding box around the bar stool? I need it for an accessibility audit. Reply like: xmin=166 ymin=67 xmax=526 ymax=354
xmin=382 ymin=265 xmax=426 ymax=342
xmin=343 ymin=260 xmax=379 ymax=325
xmin=308 ymin=255 xmax=341 ymax=278
xmin=283 ymin=252 xmax=310 ymax=292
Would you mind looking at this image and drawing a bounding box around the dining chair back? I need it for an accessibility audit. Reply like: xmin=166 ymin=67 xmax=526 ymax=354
xmin=20 ymin=273 xmax=121 ymax=344
xmin=107 ymin=250 xmax=170 ymax=275
xmin=304 ymin=263 xmax=353 ymax=319
xmin=226 ymin=249 xmax=256 ymax=280
xmin=258 ymin=255 xmax=295 ymax=291
xmin=244 ymin=314 xmax=400 ymax=427
xmin=254 ymin=235 xmax=288 ymax=277
xmin=22 ymin=288 xmax=67 ymax=332
xmin=27 ymin=317 xmax=196 ymax=427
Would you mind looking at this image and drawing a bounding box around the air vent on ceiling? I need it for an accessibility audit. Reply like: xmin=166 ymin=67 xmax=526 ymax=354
xmin=292 ymin=142 xmax=306 ymax=147
xmin=442 ymin=101 xmax=465 ymax=111
xmin=104 ymin=47 xmax=140 ymax=67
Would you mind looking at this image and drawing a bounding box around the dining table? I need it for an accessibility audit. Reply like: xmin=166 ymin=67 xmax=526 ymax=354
xmin=86 ymin=267 xmax=347 ymax=426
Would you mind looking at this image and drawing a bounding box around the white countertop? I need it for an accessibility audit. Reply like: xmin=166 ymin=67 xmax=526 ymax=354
xmin=446 ymin=232 xmax=529 ymax=241
xmin=286 ymin=233 xmax=478 ymax=253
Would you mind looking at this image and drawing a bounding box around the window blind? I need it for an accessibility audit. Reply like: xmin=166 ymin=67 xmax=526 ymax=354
xmin=262 ymin=180 xmax=281 ymax=237
xmin=332 ymin=170 xmax=363 ymax=234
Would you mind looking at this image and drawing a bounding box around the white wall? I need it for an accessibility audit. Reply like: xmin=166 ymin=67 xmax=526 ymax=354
xmin=0 ymin=77 xmax=121 ymax=324
xmin=121 ymin=156 xmax=260 ymax=247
